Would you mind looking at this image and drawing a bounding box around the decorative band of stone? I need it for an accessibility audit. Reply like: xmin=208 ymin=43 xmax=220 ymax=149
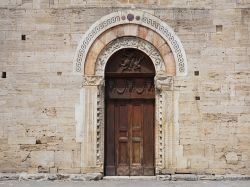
xmin=73 ymin=10 xmax=187 ymax=76
xmin=95 ymin=36 xmax=165 ymax=76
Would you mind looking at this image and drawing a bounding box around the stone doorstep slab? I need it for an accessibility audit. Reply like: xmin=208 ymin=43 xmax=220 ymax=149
xmin=103 ymin=176 xmax=156 ymax=180
xmin=0 ymin=173 xmax=103 ymax=181
xmin=0 ymin=173 xmax=250 ymax=181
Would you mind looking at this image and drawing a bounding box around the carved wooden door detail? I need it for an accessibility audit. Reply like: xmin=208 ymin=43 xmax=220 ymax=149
xmin=105 ymin=49 xmax=155 ymax=176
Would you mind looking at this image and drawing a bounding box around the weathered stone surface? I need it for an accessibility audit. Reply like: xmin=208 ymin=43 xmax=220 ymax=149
xmin=1 ymin=173 xmax=250 ymax=181
xmin=0 ymin=174 xmax=19 ymax=181
xmin=30 ymin=151 xmax=55 ymax=167
xmin=0 ymin=0 xmax=250 ymax=176
xmin=0 ymin=173 xmax=103 ymax=181
xmin=171 ymin=174 xmax=199 ymax=181
xmin=156 ymin=175 xmax=171 ymax=181
xmin=225 ymin=152 xmax=239 ymax=165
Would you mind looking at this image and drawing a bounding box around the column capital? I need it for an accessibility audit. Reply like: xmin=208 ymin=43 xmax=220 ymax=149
xmin=155 ymin=76 xmax=173 ymax=91
xmin=82 ymin=76 xmax=104 ymax=86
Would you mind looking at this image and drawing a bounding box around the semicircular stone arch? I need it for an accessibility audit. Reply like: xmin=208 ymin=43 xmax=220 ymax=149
xmin=74 ymin=10 xmax=188 ymax=76
xmin=95 ymin=36 xmax=165 ymax=77
xmin=84 ymin=24 xmax=176 ymax=76
xmin=74 ymin=10 xmax=187 ymax=175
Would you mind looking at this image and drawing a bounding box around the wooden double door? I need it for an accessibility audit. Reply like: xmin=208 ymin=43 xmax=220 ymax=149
xmin=104 ymin=48 xmax=156 ymax=176
xmin=105 ymin=78 xmax=155 ymax=176
xmin=105 ymin=99 xmax=155 ymax=176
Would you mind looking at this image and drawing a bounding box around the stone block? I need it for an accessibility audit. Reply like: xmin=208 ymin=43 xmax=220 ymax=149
xmin=30 ymin=151 xmax=54 ymax=167
xmin=225 ymin=152 xmax=239 ymax=165
xmin=55 ymin=151 xmax=73 ymax=168
xmin=171 ymin=174 xmax=199 ymax=181
xmin=183 ymin=144 xmax=205 ymax=157
xmin=8 ymin=137 xmax=36 ymax=145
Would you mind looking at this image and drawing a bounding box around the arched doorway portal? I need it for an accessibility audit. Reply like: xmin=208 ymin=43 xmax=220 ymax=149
xmin=104 ymin=49 xmax=155 ymax=176
xmin=74 ymin=10 xmax=188 ymax=175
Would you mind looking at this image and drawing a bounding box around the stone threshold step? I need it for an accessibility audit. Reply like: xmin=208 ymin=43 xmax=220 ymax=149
xmin=0 ymin=173 xmax=250 ymax=181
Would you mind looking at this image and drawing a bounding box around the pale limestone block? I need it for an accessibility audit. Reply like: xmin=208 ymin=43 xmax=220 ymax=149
xmin=31 ymin=151 xmax=54 ymax=167
xmin=225 ymin=152 xmax=239 ymax=165
xmin=33 ymin=0 xmax=41 ymax=9
xmin=77 ymin=86 xmax=98 ymax=167
xmin=241 ymin=153 xmax=248 ymax=162
xmin=190 ymin=159 xmax=209 ymax=169
xmin=55 ymin=151 xmax=73 ymax=168
xmin=226 ymin=47 xmax=247 ymax=56
xmin=175 ymin=145 xmax=188 ymax=169
xmin=8 ymin=137 xmax=36 ymax=145
xmin=123 ymin=24 xmax=138 ymax=36
xmin=183 ymin=144 xmax=205 ymax=157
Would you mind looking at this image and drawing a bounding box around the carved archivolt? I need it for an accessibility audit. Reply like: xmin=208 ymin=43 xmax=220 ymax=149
xmin=73 ymin=10 xmax=188 ymax=76
xmin=95 ymin=37 xmax=165 ymax=76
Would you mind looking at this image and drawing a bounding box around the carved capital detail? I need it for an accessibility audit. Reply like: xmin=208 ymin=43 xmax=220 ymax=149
xmin=82 ymin=76 xmax=104 ymax=86
xmin=155 ymin=76 xmax=173 ymax=91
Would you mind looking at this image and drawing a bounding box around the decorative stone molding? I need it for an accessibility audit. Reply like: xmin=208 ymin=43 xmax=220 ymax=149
xmin=95 ymin=36 xmax=165 ymax=76
xmin=73 ymin=10 xmax=188 ymax=76
xmin=155 ymin=76 xmax=173 ymax=91
xmin=96 ymin=83 xmax=104 ymax=166
xmin=82 ymin=76 xmax=104 ymax=86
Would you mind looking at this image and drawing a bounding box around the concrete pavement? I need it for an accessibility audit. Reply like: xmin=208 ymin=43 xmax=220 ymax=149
xmin=0 ymin=180 xmax=250 ymax=187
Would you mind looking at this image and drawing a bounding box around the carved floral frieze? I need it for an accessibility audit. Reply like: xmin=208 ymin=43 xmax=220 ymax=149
xmin=95 ymin=37 xmax=165 ymax=75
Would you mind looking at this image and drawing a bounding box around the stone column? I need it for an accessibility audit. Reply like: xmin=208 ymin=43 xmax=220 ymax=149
xmin=155 ymin=76 xmax=175 ymax=174
xmin=75 ymin=76 xmax=104 ymax=173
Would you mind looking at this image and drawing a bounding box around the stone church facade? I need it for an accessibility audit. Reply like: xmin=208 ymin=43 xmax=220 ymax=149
xmin=0 ymin=0 xmax=250 ymax=176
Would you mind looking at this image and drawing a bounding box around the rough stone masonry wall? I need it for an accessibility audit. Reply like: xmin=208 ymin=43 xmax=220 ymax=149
xmin=0 ymin=0 xmax=250 ymax=175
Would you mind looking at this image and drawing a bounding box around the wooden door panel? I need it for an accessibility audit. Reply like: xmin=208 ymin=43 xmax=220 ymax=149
xmin=143 ymin=100 xmax=155 ymax=175
xmin=115 ymin=102 xmax=130 ymax=176
xmin=105 ymin=100 xmax=155 ymax=176
xmin=130 ymin=102 xmax=143 ymax=176
xmin=105 ymin=101 xmax=116 ymax=176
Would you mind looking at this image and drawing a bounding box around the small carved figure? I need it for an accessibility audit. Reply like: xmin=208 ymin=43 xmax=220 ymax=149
xmin=120 ymin=53 xmax=142 ymax=72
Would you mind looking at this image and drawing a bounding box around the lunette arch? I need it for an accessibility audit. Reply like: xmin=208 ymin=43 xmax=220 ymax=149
xmin=84 ymin=24 xmax=176 ymax=76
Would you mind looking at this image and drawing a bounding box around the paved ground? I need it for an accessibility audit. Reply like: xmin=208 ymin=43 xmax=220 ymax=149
xmin=0 ymin=180 xmax=250 ymax=187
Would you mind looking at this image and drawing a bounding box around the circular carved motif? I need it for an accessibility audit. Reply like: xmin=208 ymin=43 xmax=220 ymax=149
xmin=127 ymin=13 xmax=134 ymax=21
